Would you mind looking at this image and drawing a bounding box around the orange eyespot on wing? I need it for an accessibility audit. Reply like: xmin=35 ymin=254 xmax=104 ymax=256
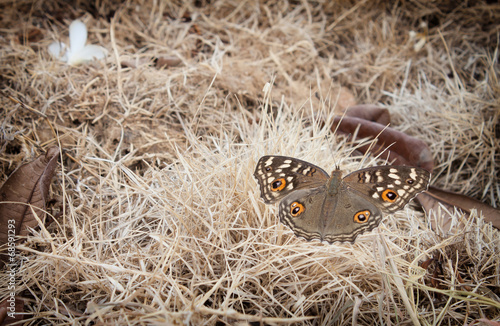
xmin=381 ymin=189 xmax=398 ymax=202
xmin=290 ymin=202 xmax=305 ymax=217
xmin=354 ymin=210 xmax=371 ymax=223
xmin=271 ymin=178 xmax=287 ymax=191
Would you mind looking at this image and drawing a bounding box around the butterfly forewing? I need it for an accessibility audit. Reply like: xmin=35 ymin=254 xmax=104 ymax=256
xmin=254 ymin=156 xmax=329 ymax=204
xmin=342 ymin=166 xmax=430 ymax=213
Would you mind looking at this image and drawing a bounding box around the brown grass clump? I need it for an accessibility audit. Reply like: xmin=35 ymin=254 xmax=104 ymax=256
xmin=1 ymin=1 xmax=499 ymax=325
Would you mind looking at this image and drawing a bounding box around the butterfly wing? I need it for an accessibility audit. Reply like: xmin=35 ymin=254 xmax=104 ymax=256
xmin=278 ymin=187 xmax=326 ymax=241
xmin=321 ymin=189 xmax=384 ymax=243
xmin=254 ymin=156 xmax=329 ymax=204
xmin=342 ymin=166 xmax=430 ymax=213
xmin=278 ymin=185 xmax=384 ymax=243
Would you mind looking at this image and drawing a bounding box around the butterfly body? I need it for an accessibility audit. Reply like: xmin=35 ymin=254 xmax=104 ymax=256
xmin=254 ymin=156 xmax=431 ymax=243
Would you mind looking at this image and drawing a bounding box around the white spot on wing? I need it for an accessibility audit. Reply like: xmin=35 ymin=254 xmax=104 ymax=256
xmin=409 ymin=168 xmax=418 ymax=180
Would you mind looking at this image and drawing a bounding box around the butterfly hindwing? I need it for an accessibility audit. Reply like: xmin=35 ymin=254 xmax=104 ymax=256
xmin=278 ymin=186 xmax=384 ymax=243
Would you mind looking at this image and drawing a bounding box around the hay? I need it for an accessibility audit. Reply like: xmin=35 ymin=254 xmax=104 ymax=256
xmin=1 ymin=0 xmax=499 ymax=324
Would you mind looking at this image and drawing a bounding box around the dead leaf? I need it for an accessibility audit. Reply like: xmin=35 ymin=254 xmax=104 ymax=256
xmin=420 ymin=257 xmax=434 ymax=270
xmin=417 ymin=186 xmax=500 ymax=233
xmin=345 ymin=104 xmax=391 ymax=125
xmin=0 ymin=297 xmax=24 ymax=325
xmin=155 ymin=56 xmax=182 ymax=69
xmin=472 ymin=319 xmax=500 ymax=326
xmin=0 ymin=147 xmax=59 ymax=266
xmin=331 ymin=116 xmax=434 ymax=171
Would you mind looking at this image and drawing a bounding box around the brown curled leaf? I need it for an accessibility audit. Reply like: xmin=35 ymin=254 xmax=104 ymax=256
xmin=420 ymin=257 xmax=434 ymax=270
xmin=345 ymin=104 xmax=391 ymax=125
xmin=331 ymin=116 xmax=434 ymax=171
xmin=0 ymin=306 xmax=4 ymax=326
xmin=0 ymin=147 xmax=59 ymax=266
xmin=417 ymin=186 xmax=500 ymax=233
xmin=155 ymin=56 xmax=182 ymax=69
xmin=0 ymin=297 xmax=24 ymax=325
xmin=472 ymin=319 xmax=500 ymax=326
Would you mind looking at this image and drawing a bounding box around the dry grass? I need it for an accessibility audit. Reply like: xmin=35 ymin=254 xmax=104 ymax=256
xmin=1 ymin=0 xmax=499 ymax=325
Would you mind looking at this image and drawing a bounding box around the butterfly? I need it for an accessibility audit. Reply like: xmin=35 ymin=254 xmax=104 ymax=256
xmin=254 ymin=156 xmax=430 ymax=243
